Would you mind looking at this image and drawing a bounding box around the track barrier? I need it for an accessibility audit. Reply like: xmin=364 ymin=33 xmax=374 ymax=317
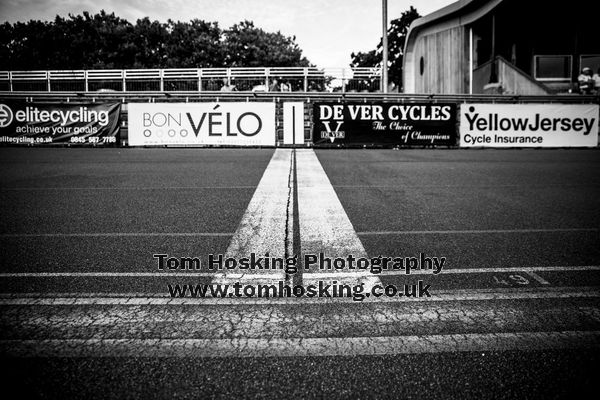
xmin=0 ymin=92 xmax=598 ymax=148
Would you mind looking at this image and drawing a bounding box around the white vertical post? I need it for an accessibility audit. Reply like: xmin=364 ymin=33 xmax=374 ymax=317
xmin=265 ymin=68 xmax=270 ymax=91
xmin=382 ymin=0 xmax=388 ymax=93
xmin=303 ymin=67 xmax=308 ymax=92
xmin=283 ymin=102 xmax=304 ymax=145
xmin=469 ymin=27 xmax=473 ymax=94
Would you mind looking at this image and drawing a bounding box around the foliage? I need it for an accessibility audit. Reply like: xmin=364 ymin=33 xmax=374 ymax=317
xmin=0 ymin=11 xmax=311 ymax=70
xmin=223 ymin=20 xmax=309 ymax=67
xmin=350 ymin=6 xmax=421 ymax=89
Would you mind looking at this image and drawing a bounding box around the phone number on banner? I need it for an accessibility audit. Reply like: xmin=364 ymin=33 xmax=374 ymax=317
xmin=70 ymin=137 xmax=117 ymax=144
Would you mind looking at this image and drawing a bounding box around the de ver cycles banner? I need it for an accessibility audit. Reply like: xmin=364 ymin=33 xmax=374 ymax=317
xmin=312 ymin=102 xmax=457 ymax=146
xmin=0 ymin=102 xmax=121 ymax=146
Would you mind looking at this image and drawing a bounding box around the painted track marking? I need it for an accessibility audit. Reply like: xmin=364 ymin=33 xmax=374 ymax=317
xmin=1 ymin=265 xmax=597 ymax=278
xmin=295 ymin=149 xmax=380 ymax=289
xmin=0 ymin=286 xmax=598 ymax=305
xmin=212 ymin=149 xmax=292 ymax=285
xmin=0 ymin=232 xmax=233 ymax=238
xmin=1 ymin=331 xmax=598 ymax=358
xmin=358 ymin=228 xmax=599 ymax=235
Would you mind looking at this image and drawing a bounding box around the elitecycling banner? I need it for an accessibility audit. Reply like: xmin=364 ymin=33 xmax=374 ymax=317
xmin=460 ymin=104 xmax=599 ymax=147
xmin=312 ymin=102 xmax=457 ymax=146
xmin=128 ymin=102 xmax=276 ymax=146
xmin=0 ymin=102 xmax=121 ymax=146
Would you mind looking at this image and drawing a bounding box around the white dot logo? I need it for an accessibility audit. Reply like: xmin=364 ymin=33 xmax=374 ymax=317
xmin=0 ymin=104 xmax=13 ymax=128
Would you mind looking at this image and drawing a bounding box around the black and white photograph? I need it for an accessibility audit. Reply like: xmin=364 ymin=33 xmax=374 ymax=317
xmin=0 ymin=0 xmax=598 ymax=398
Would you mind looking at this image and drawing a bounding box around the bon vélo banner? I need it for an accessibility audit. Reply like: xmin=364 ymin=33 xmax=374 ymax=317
xmin=460 ymin=104 xmax=599 ymax=147
xmin=312 ymin=102 xmax=457 ymax=146
xmin=127 ymin=102 xmax=276 ymax=146
xmin=0 ymin=101 xmax=121 ymax=146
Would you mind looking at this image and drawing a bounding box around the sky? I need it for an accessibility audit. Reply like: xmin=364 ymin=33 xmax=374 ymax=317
xmin=0 ymin=0 xmax=456 ymax=68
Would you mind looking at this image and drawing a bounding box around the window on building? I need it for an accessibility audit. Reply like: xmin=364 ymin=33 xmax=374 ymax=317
xmin=534 ymin=55 xmax=572 ymax=80
xmin=476 ymin=38 xmax=491 ymax=67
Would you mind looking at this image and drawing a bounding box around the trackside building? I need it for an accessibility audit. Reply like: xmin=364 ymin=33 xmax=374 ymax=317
xmin=402 ymin=0 xmax=599 ymax=95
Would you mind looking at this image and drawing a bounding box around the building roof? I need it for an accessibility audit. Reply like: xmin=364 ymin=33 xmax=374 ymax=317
xmin=405 ymin=0 xmax=502 ymax=45
xmin=410 ymin=0 xmax=480 ymax=32
xmin=403 ymin=0 xmax=503 ymax=64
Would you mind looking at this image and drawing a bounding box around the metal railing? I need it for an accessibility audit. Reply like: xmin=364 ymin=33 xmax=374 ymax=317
xmin=3 ymin=91 xmax=597 ymax=112
xmin=0 ymin=67 xmax=382 ymax=93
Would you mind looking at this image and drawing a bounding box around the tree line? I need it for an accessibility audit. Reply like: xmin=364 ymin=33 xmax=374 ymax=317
xmin=0 ymin=10 xmax=311 ymax=70
xmin=350 ymin=6 xmax=421 ymax=89
xmin=0 ymin=7 xmax=423 ymax=91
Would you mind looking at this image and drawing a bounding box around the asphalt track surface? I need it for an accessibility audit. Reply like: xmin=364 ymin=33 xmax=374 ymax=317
xmin=0 ymin=147 xmax=599 ymax=399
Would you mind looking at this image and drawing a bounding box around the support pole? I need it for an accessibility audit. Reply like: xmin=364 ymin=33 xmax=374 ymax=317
xmin=489 ymin=14 xmax=497 ymax=83
xmin=469 ymin=27 xmax=473 ymax=94
xmin=381 ymin=0 xmax=388 ymax=93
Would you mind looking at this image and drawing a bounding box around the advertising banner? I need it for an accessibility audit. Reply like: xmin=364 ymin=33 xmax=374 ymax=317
xmin=312 ymin=102 xmax=457 ymax=146
xmin=128 ymin=102 xmax=276 ymax=146
xmin=460 ymin=104 xmax=599 ymax=147
xmin=0 ymin=102 xmax=121 ymax=146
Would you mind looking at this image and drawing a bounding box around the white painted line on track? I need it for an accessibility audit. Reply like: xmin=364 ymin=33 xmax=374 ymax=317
xmin=213 ymin=149 xmax=292 ymax=285
xmin=525 ymin=271 xmax=551 ymax=285
xmin=1 ymin=265 xmax=596 ymax=279
xmin=333 ymin=184 xmax=599 ymax=189
xmin=0 ymin=272 xmax=272 ymax=278
xmin=4 ymin=222 xmax=593 ymax=241
xmin=2 ymin=331 xmax=599 ymax=357
xmin=0 ymin=232 xmax=233 ymax=238
xmin=0 ymin=272 xmax=214 ymax=278
xmin=358 ymin=228 xmax=599 ymax=235
xmin=0 ymin=186 xmax=256 ymax=191
xmin=295 ymin=149 xmax=380 ymax=289
xmin=285 ymin=150 xmax=295 ymax=265
xmin=326 ymin=265 xmax=600 ymax=277
xmin=1 ymin=287 xmax=598 ymax=305
xmin=5 ymin=301 xmax=597 ymax=332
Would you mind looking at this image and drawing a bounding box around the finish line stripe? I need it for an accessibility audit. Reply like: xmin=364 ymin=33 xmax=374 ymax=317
xmin=2 ymin=331 xmax=598 ymax=358
xmin=296 ymin=149 xmax=380 ymax=289
xmin=213 ymin=149 xmax=292 ymax=285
